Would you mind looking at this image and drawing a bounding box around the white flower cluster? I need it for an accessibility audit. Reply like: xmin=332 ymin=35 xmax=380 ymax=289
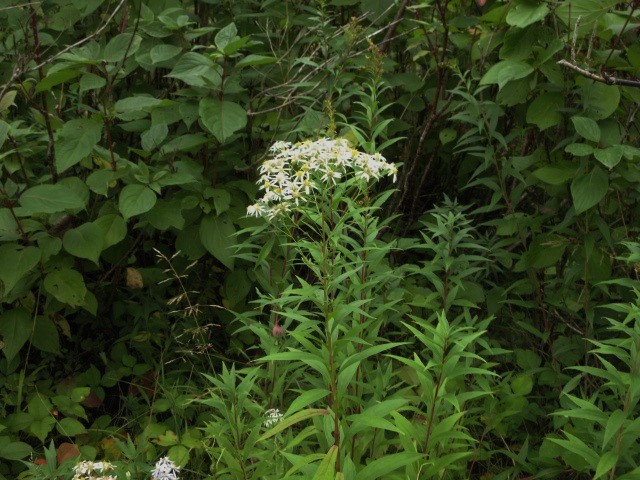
xmin=151 ymin=456 xmax=181 ymax=480
xmin=247 ymin=138 xmax=398 ymax=219
xmin=264 ymin=408 xmax=284 ymax=428
xmin=72 ymin=460 xmax=117 ymax=480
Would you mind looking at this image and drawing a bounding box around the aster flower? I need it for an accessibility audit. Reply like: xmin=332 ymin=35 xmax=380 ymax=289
xmin=264 ymin=408 xmax=284 ymax=428
xmin=151 ymin=456 xmax=181 ymax=480
xmin=248 ymin=138 xmax=397 ymax=219
xmin=72 ymin=460 xmax=117 ymax=480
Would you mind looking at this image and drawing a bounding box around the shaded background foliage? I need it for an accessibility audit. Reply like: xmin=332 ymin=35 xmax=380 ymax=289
xmin=0 ymin=0 xmax=640 ymax=478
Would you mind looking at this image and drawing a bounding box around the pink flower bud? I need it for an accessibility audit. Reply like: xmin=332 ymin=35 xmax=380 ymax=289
xmin=272 ymin=323 xmax=285 ymax=337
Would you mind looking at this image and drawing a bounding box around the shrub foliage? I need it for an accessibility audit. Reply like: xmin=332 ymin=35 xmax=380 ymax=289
xmin=0 ymin=0 xmax=640 ymax=478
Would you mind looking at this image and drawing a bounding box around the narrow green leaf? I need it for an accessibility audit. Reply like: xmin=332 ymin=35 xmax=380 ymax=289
xmin=356 ymin=452 xmax=423 ymax=480
xmin=594 ymin=451 xmax=618 ymax=479
xmin=602 ymin=409 xmax=626 ymax=448
xmin=546 ymin=433 xmax=598 ymax=470
xmin=312 ymin=445 xmax=339 ymax=480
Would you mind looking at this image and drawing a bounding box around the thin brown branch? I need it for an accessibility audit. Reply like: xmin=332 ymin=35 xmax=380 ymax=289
xmin=557 ymin=59 xmax=640 ymax=87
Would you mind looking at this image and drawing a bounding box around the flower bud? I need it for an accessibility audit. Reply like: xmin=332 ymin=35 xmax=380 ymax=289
xmin=272 ymin=323 xmax=285 ymax=337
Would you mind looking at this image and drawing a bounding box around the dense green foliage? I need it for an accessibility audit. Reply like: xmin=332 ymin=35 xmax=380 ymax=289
xmin=1 ymin=0 xmax=640 ymax=478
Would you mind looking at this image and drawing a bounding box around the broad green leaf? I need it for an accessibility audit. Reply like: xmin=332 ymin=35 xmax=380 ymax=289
xmin=215 ymin=23 xmax=237 ymax=51
xmin=312 ymin=445 xmax=338 ymax=480
xmin=63 ymin=223 xmax=104 ymax=264
xmin=149 ymin=44 xmax=182 ymax=64
xmin=565 ymin=143 xmax=593 ymax=157
xmin=532 ymin=165 xmax=577 ymax=185
xmin=526 ymin=93 xmax=563 ymax=131
xmin=56 ymin=119 xmax=102 ymax=173
xmin=168 ymin=444 xmax=189 ymax=468
xmin=0 ymin=90 xmax=16 ymax=113
xmin=579 ymin=78 xmax=620 ymax=119
xmin=199 ymin=98 xmax=247 ymax=143
xmin=511 ymin=374 xmax=534 ymax=395
xmin=119 ymin=184 xmax=157 ymax=219
xmin=199 ymin=214 xmax=236 ymax=269
xmin=161 ymin=134 xmax=208 ymax=153
xmin=205 ymin=188 xmax=231 ymax=215
xmin=141 ymin=123 xmax=168 ymax=151
xmin=0 ymin=440 xmax=32 ymax=460
xmin=258 ymin=408 xmax=329 ymax=442
xmin=145 ymin=199 xmax=185 ymax=231
xmin=555 ymin=0 xmax=619 ymax=34
xmin=31 ymin=317 xmax=60 ymax=355
xmin=506 ymin=0 xmax=549 ymax=28
xmin=571 ymin=116 xmax=600 ymax=142
xmin=0 ymin=119 xmax=9 ymax=149
xmin=35 ymin=69 xmax=79 ymax=93
xmin=93 ymin=214 xmax=127 ymax=248
xmin=166 ymin=52 xmax=221 ymax=87
xmin=0 ymin=309 xmax=32 ymax=362
xmin=86 ymin=169 xmax=115 ymax=196
xmin=480 ymin=60 xmax=534 ymax=89
xmin=20 ymin=184 xmax=85 ymax=214
xmin=594 ymin=146 xmax=623 ymax=169
xmin=79 ymin=72 xmax=106 ymax=92
xmin=0 ymin=244 xmax=40 ymax=292
xmin=44 ymin=268 xmax=87 ymax=307
xmin=0 ymin=209 xmax=20 ymax=241
xmin=439 ymin=128 xmax=457 ymax=145
xmin=526 ymin=234 xmax=567 ymax=269
xmin=56 ymin=418 xmax=86 ymax=436
xmin=102 ymin=33 xmax=142 ymax=62
xmin=114 ymin=96 xmax=163 ymax=113
xmin=571 ymin=167 xmax=609 ymax=214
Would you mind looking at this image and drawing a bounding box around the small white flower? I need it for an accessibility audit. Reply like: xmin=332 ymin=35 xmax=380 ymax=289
xmin=151 ymin=456 xmax=181 ymax=480
xmin=249 ymin=138 xmax=398 ymax=219
xmin=72 ymin=460 xmax=116 ymax=480
xmin=264 ymin=408 xmax=284 ymax=428
xmin=247 ymin=203 xmax=264 ymax=217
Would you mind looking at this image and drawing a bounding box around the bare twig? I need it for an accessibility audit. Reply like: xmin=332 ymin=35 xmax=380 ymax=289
xmin=0 ymin=0 xmax=127 ymax=106
xmin=557 ymin=59 xmax=640 ymax=87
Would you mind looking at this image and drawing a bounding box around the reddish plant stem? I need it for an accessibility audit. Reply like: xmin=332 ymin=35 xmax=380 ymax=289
xmin=28 ymin=1 xmax=57 ymax=182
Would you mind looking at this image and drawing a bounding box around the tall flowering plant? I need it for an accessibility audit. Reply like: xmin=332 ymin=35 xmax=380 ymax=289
xmin=235 ymin=137 xmax=406 ymax=475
